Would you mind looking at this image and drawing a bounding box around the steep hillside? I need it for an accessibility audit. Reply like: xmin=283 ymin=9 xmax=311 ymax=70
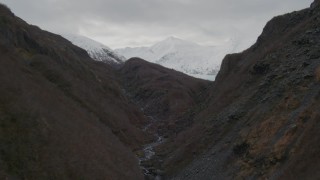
xmin=167 ymin=1 xmax=320 ymax=179
xmin=62 ymin=34 xmax=125 ymax=66
xmin=0 ymin=4 xmax=146 ymax=179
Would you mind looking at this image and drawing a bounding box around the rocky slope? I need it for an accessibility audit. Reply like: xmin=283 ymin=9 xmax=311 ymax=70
xmin=165 ymin=1 xmax=320 ymax=179
xmin=0 ymin=4 xmax=146 ymax=179
xmin=116 ymin=37 xmax=248 ymax=80
xmin=62 ymin=34 xmax=125 ymax=66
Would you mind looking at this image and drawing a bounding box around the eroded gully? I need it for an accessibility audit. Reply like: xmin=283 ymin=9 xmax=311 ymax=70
xmin=138 ymin=115 xmax=166 ymax=180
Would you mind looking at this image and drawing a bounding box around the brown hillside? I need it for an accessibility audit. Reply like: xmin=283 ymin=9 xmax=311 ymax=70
xmin=0 ymin=4 xmax=145 ymax=180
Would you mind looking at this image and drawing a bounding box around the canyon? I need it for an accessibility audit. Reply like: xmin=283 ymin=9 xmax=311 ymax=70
xmin=0 ymin=1 xmax=320 ymax=180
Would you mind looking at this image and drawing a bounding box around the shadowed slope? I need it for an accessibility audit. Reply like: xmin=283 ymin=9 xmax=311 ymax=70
xmin=0 ymin=4 xmax=145 ymax=179
xmin=168 ymin=1 xmax=320 ymax=179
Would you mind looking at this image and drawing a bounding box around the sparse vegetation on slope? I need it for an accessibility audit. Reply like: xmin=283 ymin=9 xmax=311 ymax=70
xmin=0 ymin=5 xmax=146 ymax=179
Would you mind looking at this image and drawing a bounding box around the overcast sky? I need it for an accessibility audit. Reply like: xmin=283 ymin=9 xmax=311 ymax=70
xmin=1 ymin=0 xmax=313 ymax=49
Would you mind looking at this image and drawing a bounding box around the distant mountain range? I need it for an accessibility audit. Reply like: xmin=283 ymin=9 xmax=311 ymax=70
xmin=62 ymin=34 xmax=250 ymax=80
xmin=115 ymin=36 xmax=250 ymax=80
xmin=62 ymin=34 xmax=125 ymax=65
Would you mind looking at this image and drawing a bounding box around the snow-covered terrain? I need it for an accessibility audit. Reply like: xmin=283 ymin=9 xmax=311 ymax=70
xmin=116 ymin=36 xmax=251 ymax=80
xmin=62 ymin=34 xmax=125 ymax=65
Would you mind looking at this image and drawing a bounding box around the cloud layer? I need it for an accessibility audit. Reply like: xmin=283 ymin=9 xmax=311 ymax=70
xmin=1 ymin=0 xmax=313 ymax=49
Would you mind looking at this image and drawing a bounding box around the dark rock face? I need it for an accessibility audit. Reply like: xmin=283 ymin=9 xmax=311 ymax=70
xmin=0 ymin=4 xmax=145 ymax=180
xmin=311 ymin=0 xmax=320 ymax=9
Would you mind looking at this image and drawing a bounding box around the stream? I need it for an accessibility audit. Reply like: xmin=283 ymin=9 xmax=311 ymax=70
xmin=139 ymin=116 xmax=166 ymax=180
xmin=121 ymin=89 xmax=166 ymax=179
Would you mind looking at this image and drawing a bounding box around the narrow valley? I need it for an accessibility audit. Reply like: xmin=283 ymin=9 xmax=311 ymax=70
xmin=0 ymin=1 xmax=320 ymax=180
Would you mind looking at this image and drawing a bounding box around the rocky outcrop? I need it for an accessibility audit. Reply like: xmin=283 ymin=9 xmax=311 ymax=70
xmin=311 ymin=0 xmax=320 ymax=9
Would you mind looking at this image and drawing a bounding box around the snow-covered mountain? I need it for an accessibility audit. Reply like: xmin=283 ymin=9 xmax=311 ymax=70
xmin=62 ymin=34 xmax=125 ymax=65
xmin=116 ymin=36 xmax=249 ymax=80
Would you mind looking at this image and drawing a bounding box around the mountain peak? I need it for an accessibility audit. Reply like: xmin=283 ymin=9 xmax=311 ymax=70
xmin=161 ymin=36 xmax=192 ymax=44
xmin=165 ymin=36 xmax=182 ymax=41
xmin=153 ymin=36 xmax=198 ymax=50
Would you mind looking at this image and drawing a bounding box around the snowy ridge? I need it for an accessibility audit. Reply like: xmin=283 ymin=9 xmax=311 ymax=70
xmin=116 ymin=36 xmax=250 ymax=80
xmin=62 ymin=34 xmax=126 ymax=65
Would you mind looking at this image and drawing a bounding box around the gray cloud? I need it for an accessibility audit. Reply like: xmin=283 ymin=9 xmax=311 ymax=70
xmin=1 ymin=0 xmax=313 ymax=49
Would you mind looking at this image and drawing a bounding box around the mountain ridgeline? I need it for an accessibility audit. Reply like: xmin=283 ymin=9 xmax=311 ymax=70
xmin=61 ymin=34 xmax=126 ymax=66
xmin=0 ymin=1 xmax=320 ymax=180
